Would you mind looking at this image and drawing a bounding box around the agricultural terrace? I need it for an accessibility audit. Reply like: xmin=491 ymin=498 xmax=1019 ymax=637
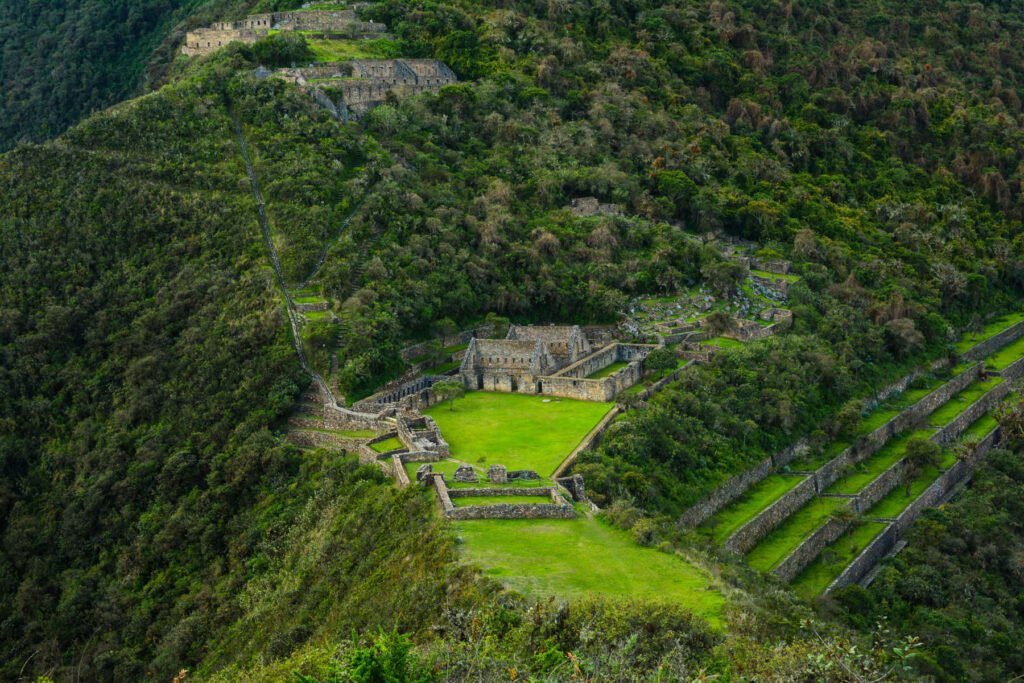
xmin=453 ymin=516 xmax=725 ymax=623
xmin=953 ymin=312 xmax=1024 ymax=354
xmin=789 ymin=522 xmax=888 ymax=599
xmin=425 ymin=392 xmax=613 ymax=476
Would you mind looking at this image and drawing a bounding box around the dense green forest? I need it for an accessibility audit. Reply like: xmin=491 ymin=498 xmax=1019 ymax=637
xmin=4 ymin=0 xmax=1024 ymax=679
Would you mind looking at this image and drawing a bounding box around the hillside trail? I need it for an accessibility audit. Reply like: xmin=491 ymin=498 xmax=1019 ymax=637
xmin=231 ymin=111 xmax=379 ymax=421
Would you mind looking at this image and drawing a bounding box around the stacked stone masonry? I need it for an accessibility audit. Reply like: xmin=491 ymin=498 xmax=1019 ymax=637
xmin=182 ymin=10 xmax=386 ymax=56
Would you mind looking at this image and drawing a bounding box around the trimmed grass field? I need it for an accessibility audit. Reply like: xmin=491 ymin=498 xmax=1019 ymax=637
xmin=826 ymin=429 xmax=935 ymax=495
xmin=927 ymin=376 xmax=1003 ymax=427
xmin=985 ymin=334 xmax=1024 ymax=371
xmin=790 ymin=522 xmax=888 ymax=599
xmin=954 ymin=312 xmax=1024 ymax=354
xmin=866 ymin=465 xmax=943 ymax=519
xmin=704 ymin=475 xmax=806 ymax=544
xmin=587 ymin=361 xmax=629 ymax=379
xmin=746 ymin=497 xmax=847 ymax=572
xmin=451 ymin=495 xmax=552 ymax=507
xmin=425 ymin=392 xmax=612 ymax=475
xmin=370 ymin=436 xmax=403 ymax=453
xmin=307 ymin=37 xmax=399 ymax=62
xmin=453 ymin=516 xmax=725 ymax=622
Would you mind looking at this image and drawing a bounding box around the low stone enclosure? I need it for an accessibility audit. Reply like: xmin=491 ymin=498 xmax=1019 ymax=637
xmin=655 ymin=309 xmax=792 ymax=346
xmin=458 ymin=324 xmax=657 ymax=402
xmin=275 ymin=60 xmax=457 ymax=117
xmin=427 ymin=474 xmax=576 ymax=520
xmin=679 ymin=315 xmax=1024 ymax=594
xmin=182 ymin=9 xmax=387 ymax=56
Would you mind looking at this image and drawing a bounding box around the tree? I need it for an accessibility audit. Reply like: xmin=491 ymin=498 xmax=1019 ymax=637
xmin=703 ymin=311 xmax=737 ymax=337
xmin=644 ymin=348 xmax=677 ymax=374
xmin=432 ymin=380 xmax=465 ymax=411
xmin=902 ymin=437 xmax=942 ymax=496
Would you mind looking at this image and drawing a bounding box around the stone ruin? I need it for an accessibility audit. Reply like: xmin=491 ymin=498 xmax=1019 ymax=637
xmin=182 ymin=9 xmax=386 ymax=56
xmin=275 ymin=59 xmax=457 ymax=119
xmin=569 ymin=197 xmax=623 ymax=217
xmin=453 ymin=465 xmax=478 ymax=483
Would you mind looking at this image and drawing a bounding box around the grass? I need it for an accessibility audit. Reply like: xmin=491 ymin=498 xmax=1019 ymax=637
xmin=451 ymin=495 xmax=553 ymax=507
xmin=985 ymin=334 xmax=1024 ymax=371
xmin=953 ymin=312 xmax=1024 ymax=354
xmin=425 ymin=392 xmax=612 ymax=476
xmin=746 ymin=497 xmax=847 ymax=572
xmin=750 ymin=269 xmax=801 ymax=282
xmin=866 ymin=465 xmax=944 ymax=519
xmin=960 ymin=411 xmax=999 ymax=443
xmin=370 ymin=436 xmax=403 ymax=453
xmin=294 ymin=296 xmax=327 ymax=304
xmin=303 ymin=310 xmax=332 ymax=321
xmin=587 ymin=361 xmax=629 ymax=379
xmin=307 ymin=37 xmax=399 ymax=62
xmin=304 ymin=427 xmax=376 ymax=439
xmin=443 ymin=342 xmax=469 ymax=354
xmin=704 ymin=475 xmax=807 ymax=544
xmin=424 ymin=360 xmax=461 ymax=375
xmin=452 ymin=516 xmax=725 ymax=622
xmin=790 ymin=522 xmax=888 ymax=599
xmin=826 ymin=429 xmax=935 ymax=495
xmin=698 ymin=337 xmax=745 ymax=349
xmin=854 ymin=404 xmax=904 ymax=435
xmin=927 ymin=376 xmax=1003 ymax=427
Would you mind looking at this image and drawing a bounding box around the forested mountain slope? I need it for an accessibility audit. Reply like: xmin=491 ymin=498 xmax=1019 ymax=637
xmin=4 ymin=0 xmax=1024 ymax=680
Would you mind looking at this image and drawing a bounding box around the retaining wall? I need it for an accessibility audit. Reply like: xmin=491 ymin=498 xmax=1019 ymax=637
xmin=391 ymin=454 xmax=410 ymax=487
xmin=724 ymin=475 xmax=816 ymax=554
xmin=932 ymin=380 xmax=1010 ymax=447
xmin=999 ymin=355 xmax=1024 ymax=380
xmin=961 ymin=319 xmax=1024 ymax=362
xmin=773 ymin=516 xmax=851 ymax=583
xmin=552 ymin=406 xmax=622 ymax=478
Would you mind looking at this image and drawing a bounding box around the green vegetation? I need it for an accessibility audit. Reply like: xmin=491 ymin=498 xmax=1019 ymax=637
xmin=961 ymin=411 xmax=1000 ymax=443
xmin=827 ymin=430 xmax=936 ymax=495
xmin=704 ymin=475 xmax=806 ymax=544
xmin=750 ymin=269 xmax=801 ymax=282
xmin=927 ymin=376 xmax=1003 ymax=427
xmin=306 ymin=37 xmax=399 ymax=62
xmin=369 ymin=436 xmax=403 ymax=453
xmin=746 ymin=497 xmax=847 ymax=572
xmin=953 ymin=313 xmax=1024 ymax=354
xmin=866 ymin=467 xmax=943 ymax=519
xmin=587 ymin=361 xmax=629 ymax=379
xmin=425 ymin=392 xmax=612 ymax=476
xmin=791 ymin=522 xmax=888 ymax=599
xmin=985 ymin=334 xmax=1024 ymax=371
xmin=450 ymin=495 xmax=553 ymax=507
xmin=453 ymin=516 xmax=725 ymax=621
xmin=698 ymin=336 xmax=746 ymax=349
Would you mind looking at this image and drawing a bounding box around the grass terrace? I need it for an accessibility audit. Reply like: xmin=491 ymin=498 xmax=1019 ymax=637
xmin=866 ymin=465 xmax=944 ymax=519
xmin=586 ymin=361 xmax=629 ymax=379
xmin=960 ymin=411 xmax=999 ymax=443
xmin=294 ymin=296 xmax=328 ymax=304
xmin=750 ymin=269 xmax=801 ymax=282
xmin=451 ymin=495 xmax=553 ymax=507
xmin=826 ymin=429 xmax=936 ymax=495
xmin=302 ymin=427 xmax=376 ymax=439
xmin=746 ymin=497 xmax=848 ymax=572
xmin=307 ymin=37 xmax=399 ymax=62
xmin=453 ymin=516 xmax=725 ymax=623
xmin=927 ymin=376 xmax=1003 ymax=427
xmin=703 ymin=475 xmax=807 ymax=544
xmin=790 ymin=522 xmax=888 ymax=599
xmin=425 ymin=392 xmax=612 ymax=476
xmin=953 ymin=312 xmax=1024 ymax=354
xmin=369 ymin=436 xmax=403 ymax=453
xmin=984 ymin=334 xmax=1024 ymax=372
xmin=698 ymin=337 xmax=745 ymax=349
xmin=303 ymin=310 xmax=332 ymax=321
xmin=424 ymin=360 xmax=461 ymax=375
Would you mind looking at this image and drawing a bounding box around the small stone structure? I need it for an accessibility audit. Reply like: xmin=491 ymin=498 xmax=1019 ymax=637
xmin=569 ymin=197 xmax=623 ymax=217
xmin=430 ymin=475 xmax=575 ymax=520
xmin=453 ymin=465 xmax=478 ymax=483
xmin=487 ymin=464 xmax=508 ymax=483
xmin=458 ymin=325 xmax=655 ymax=401
xmin=276 ymin=60 xmax=457 ymax=118
xmin=182 ymin=9 xmax=386 ymax=56
xmin=416 ymin=463 xmax=433 ymax=482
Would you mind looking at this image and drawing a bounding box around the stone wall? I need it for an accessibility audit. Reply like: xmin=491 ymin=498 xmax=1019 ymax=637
xmin=286 ymin=429 xmax=366 ymax=453
xmin=999 ymin=355 xmax=1024 ymax=380
xmin=932 ymin=379 xmax=1010 ymax=447
xmin=961 ymin=319 xmax=1024 ymax=362
xmin=773 ymin=515 xmax=851 ymax=583
xmin=853 ymin=459 xmax=907 ymax=513
xmin=436 ymin=479 xmax=575 ymax=520
xmin=629 ymin=361 xmax=692 ymax=402
xmin=552 ymin=406 xmax=622 ymax=478
xmin=391 ymin=453 xmax=410 ymax=487
xmin=724 ymin=476 xmax=816 ymax=554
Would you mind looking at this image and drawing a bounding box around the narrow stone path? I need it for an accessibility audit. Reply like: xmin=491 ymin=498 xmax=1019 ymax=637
xmin=231 ymin=111 xmax=378 ymax=421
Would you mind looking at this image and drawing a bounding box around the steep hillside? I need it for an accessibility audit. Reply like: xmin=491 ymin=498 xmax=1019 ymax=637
xmin=5 ymin=0 xmax=1024 ymax=680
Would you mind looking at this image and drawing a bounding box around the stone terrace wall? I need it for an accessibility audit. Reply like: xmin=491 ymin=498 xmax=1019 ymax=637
xmin=678 ymin=438 xmax=810 ymax=528
xmin=391 ymin=453 xmax=410 ymax=487
xmin=773 ymin=515 xmax=851 ymax=583
xmin=961 ymin=319 xmax=1024 ymax=362
xmin=446 ymin=502 xmax=575 ymax=520
xmin=999 ymin=355 xmax=1024 ymax=381
xmin=825 ymin=426 xmax=1001 ymax=594
xmin=932 ymin=380 xmax=1011 ymax=447
xmin=724 ymin=475 xmax=816 ymax=554
xmin=853 ymin=459 xmax=908 ymax=514
xmin=552 ymin=406 xmax=622 ymax=478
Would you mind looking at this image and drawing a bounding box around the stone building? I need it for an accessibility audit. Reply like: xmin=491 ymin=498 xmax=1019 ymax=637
xmin=459 ymin=325 xmax=655 ymax=401
xmin=181 ymin=10 xmax=386 ymax=56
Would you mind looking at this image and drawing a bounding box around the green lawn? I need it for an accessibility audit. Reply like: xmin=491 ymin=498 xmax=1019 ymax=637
xmin=854 ymin=404 xmax=904 ymax=435
xmin=698 ymin=337 xmax=745 ymax=349
xmin=443 ymin=342 xmax=469 ymax=354
xmin=746 ymin=497 xmax=847 ymax=572
xmin=985 ymin=334 xmax=1024 ymax=371
xmin=954 ymin=312 xmax=1024 ymax=354
xmin=704 ymin=475 xmax=807 ymax=544
xmin=307 ymin=37 xmax=400 ymax=62
xmin=451 ymin=495 xmax=553 ymax=507
xmin=960 ymin=411 xmax=999 ymax=443
xmin=453 ymin=516 xmax=725 ymax=622
xmin=424 ymin=360 xmax=461 ymax=375
xmin=425 ymin=392 xmax=612 ymax=476
xmin=750 ymin=269 xmax=801 ymax=282
xmin=294 ymin=296 xmax=327 ymax=304
xmin=587 ymin=361 xmax=629 ymax=379
xmin=790 ymin=522 xmax=888 ymax=599
xmin=927 ymin=376 xmax=1003 ymax=427
xmin=826 ymin=429 xmax=935 ymax=495
xmin=370 ymin=436 xmax=403 ymax=453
